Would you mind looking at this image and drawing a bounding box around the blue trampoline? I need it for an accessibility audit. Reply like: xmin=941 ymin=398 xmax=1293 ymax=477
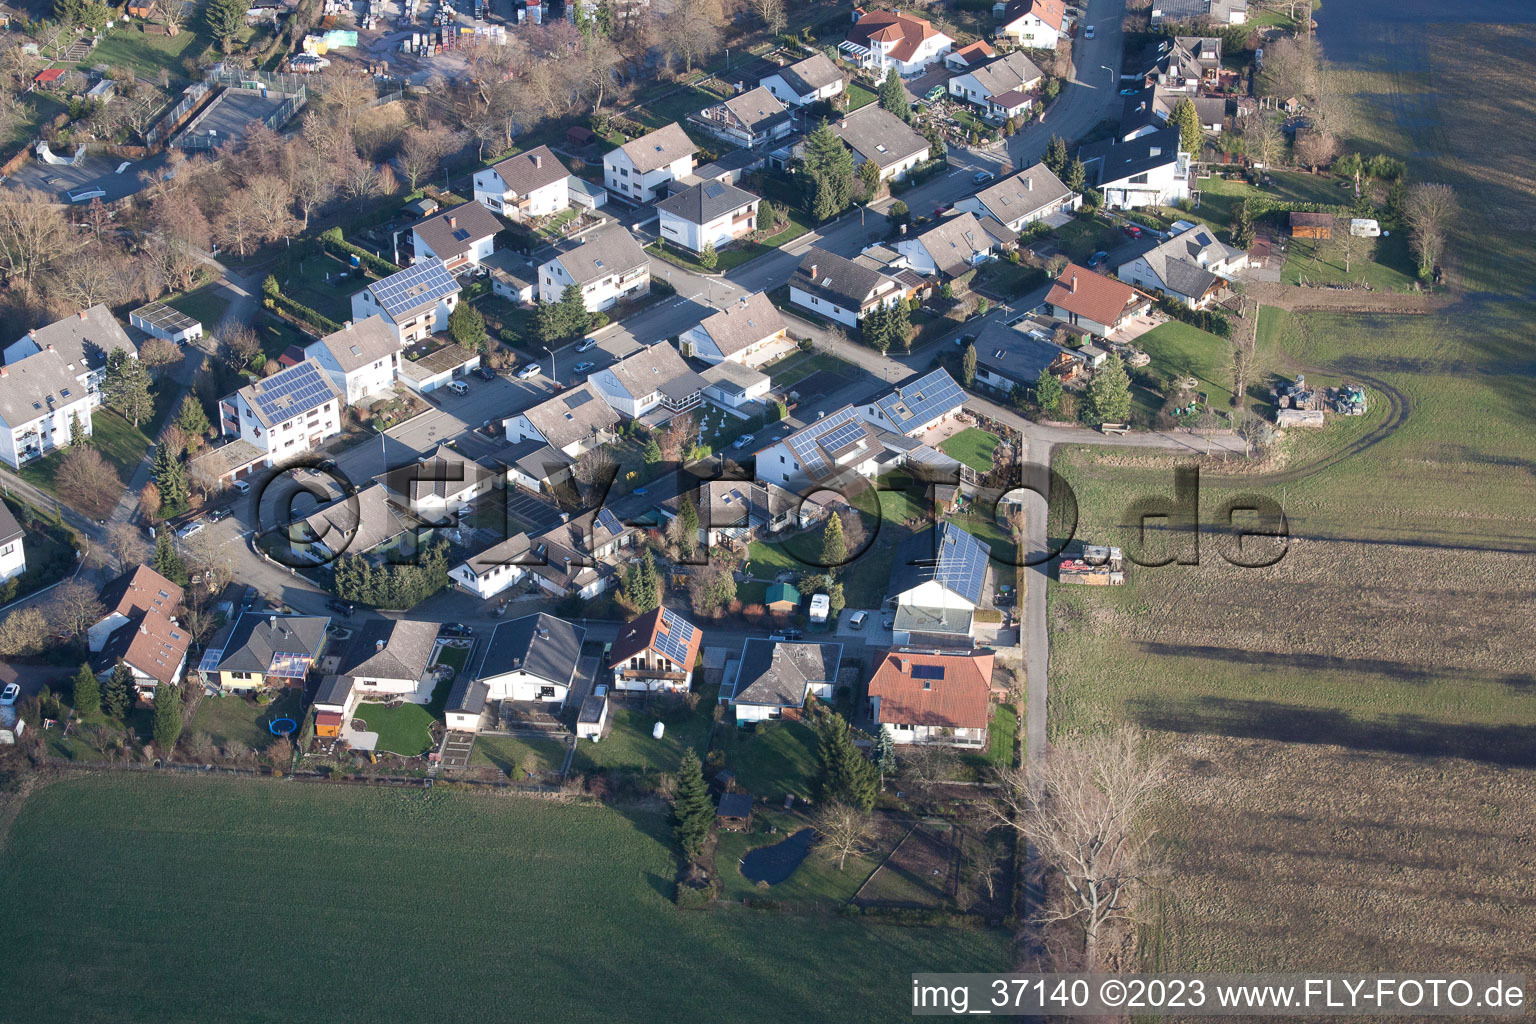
xmin=268 ymin=717 xmax=297 ymax=737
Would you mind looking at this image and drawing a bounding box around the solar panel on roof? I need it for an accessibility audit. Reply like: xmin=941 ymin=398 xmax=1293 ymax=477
xmin=371 ymin=258 xmax=458 ymax=319
xmin=596 ymin=508 xmax=622 ymax=536
xmin=911 ymin=664 xmax=945 ymax=680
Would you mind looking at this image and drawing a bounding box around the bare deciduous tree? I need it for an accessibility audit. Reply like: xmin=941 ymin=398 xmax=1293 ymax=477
xmin=55 ymin=447 xmax=120 ymax=518
xmin=749 ymin=0 xmax=786 ymax=33
xmin=0 ymin=606 xmax=49 ymax=656
xmin=812 ymin=802 xmax=877 ymax=870
xmin=987 ymin=729 xmax=1167 ymax=967
xmin=107 ymin=520 xmax=150 ymax=569
xmin=0 ymin=187 xmax=80 ymax=288
xmin=397 ymin=124 xmax=461 ymax=190
xmin=215 ymin=189 xmax=264 ymax=258
xmin=44 ymin=580 xmax=106 ymax=640
xmin=219 ymin=318 xmax=261 ymax=372
xmin=139 ymin=336 xmax=182 ymax=371
xmin=1324 ymin=224 xmax=1375 ymax=275
xmin=1402 ymin=183 xmax=1456 ymax=280
xmin=1241 ymin=115 xmax=1283 ymax=169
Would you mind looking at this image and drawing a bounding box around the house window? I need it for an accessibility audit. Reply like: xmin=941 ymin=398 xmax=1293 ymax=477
xmin=539 ymin=685 xmax=556 ymax=699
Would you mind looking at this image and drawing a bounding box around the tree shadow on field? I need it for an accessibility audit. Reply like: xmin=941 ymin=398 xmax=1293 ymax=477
xmin=1129 ymin=696 xmax=1536 ymax=767
xmin=1134 ymin=642 xmax=1536 ymax=691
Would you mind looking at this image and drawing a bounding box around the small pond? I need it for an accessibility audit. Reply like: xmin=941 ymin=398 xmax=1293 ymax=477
xmin=738 ymin=828 xmax=815 ymax=885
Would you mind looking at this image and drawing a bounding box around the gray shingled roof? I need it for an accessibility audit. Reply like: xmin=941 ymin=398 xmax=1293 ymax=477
xmin=969 ymin=163 xmax=1074 ymax=225
xmin=0 ymin=500 xmax=21 ymax=546
xmin=963 ymin=51 xmax=1043 ymax=99
xmin=214 ymin=612 xmax=328 ymax=674
xmin=521 ymin=382 xmax=620 ymax=451
xmin=550 ymin=224 xmax=648 ymax=285
xmin=656 ymin=179 xmax=758 ymax=225
xmin=911 ymin=212 xmax=995 ymax=276
xmin=8 ymin=304 xmax=136 ymax=374
xmin=771 ymin=52 xmax=843 ymax=96
xmin=1079 ymin=127 xmax=1183 ymax=186
xmin=0 ymin=348 xmax=83 ymax=429
xmin=486 ymin=145 xmax=569 ymax=196
xmin=337 ymin=618 xmax=439 ymax=682
xmin=616 ymin=122 xmax=696 ymax=173
xmin=476 ymin=612 xmax=585 ymax=687
xmin=733 ymin=639 xmax=843 ymax=708
xmin=311 ymin=315 xmax=400 ymax=374
xmin=793 ymin=246 xmax=896 ymax=310
xmin=298 ymin=482 xmax=407 ymax=554
xmin=1127 ymin=225 xmax=1243 ymax=298
xmin=830 ymin=106 xmax=929 ymax=169
xmin=413 ymin=201 xmax=504 ymax=262
xmin=693 ymin=292 xmax=784 ymax=358
xmin=601 ymin=343 xmax=699 ymax=401
xmin=701 ymin=359 xmax=770 ymax=396
xmin=718 ymin=86 xmax=789 ymax=132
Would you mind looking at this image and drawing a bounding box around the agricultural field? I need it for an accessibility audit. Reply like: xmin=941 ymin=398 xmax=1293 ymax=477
xmin=0 ymin=775 xmax=1009 ymax=1023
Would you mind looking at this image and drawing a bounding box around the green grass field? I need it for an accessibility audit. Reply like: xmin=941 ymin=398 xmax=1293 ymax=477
xmin=470 ymin=732 xmax=568 ymax=775
xmin=1282 ymin=231 xmax=1417 ymax=291
xmin=845 ymin=82 xmax=877 ymax=111
xmin=570 ymin=703 xmax=711 ymax=775
xmin=18 ymin=387 xmax=175 ymax=499
xmin=165 ymin=282 xmax=231 ymax=330
xmin=0 ymin=775 xmax=1008 ymax=1023
xmin=714 ymin=807 xmax=886 ymax=906
xmin=354 ymin=701 xmax=436 ymax=755
xmin=939 ymin=428 xmax=1001 ymax=472
xmin=1133 ymin=319 xmax=1236 ymax=403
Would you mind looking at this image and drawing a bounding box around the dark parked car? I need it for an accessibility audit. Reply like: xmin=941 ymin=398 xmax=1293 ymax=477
xmin=474 ymin=367 xmax=497 ymax=381
xmin=327 ymin=599 xmax=355 ymax=618
xmin=439 ymin=623 xmax=474 ymax=638
xmin=208 ymin=508 xmax=231 ymax=523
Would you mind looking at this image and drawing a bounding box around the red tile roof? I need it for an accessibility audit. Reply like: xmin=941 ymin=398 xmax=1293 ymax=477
xmin=1001 ymin=0 xmax=1065 ymax=31
xmin=848 ymin=10 xmax=944 ymax=63
xmin=949 ymin=40 xmax=995 ymax=65
xmin=608 ymin=606 xmax=702 ymax=671
xmin=1046 ymin=263 xmax=1142 ymax=328
xmin=102 ymin=564 xmax=184 ymax=621
xmin=868 ymin=649 xmax=995 ymax=730
xmin=115 ymin=610 xmax=191 ymax=688
xmin=35 ymin=69 xmax=65 ymax=83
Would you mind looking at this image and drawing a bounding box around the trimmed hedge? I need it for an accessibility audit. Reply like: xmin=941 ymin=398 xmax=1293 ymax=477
xmin=1157 ymin=297 xmax=1231 ymax=338
xmin=319 ymin=227 xmax=399 ymax=277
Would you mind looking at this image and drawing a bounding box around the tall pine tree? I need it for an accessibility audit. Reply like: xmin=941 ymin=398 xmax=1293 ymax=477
xmin=177 ymin=394 xmax=211 ymax=444
xmin=71 ymin=662 xmax=99 ymax=717
xmin=820 ymin=511 xmax=846 ymax=570
xmin=152 ymin=530 xmax=189 ymax=586
xmin=102 ymin=349 xmax=154 ymax=427
xmin=102 ymin=662 xmax=133 ymax=718
xmin=961 ymin=342 xmax=977 ymax=387
xmin=802 ymin=120 xmax=856 ymax=222
xmin=1044 ymin=134 xmax=1068 ymax=176
xmin=672 ymin=749 xmax=714 ymax=862
xmin=1169 ymin=98 xmax=1202 ymax=157
xmin=877 ymin=69 xmax=910 ymax=122
xmin=814 ymin=708 xmax=878 ymax=813
xmin=152 ymin=681 xmax=183 ymax=753
xmin=1086 ymin=354 xmax=1132 ymax=426
xmin=152 ymin=443 xmax=189 ymax=518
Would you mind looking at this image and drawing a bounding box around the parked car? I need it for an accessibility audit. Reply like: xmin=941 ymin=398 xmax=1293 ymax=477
xmin=572 ymin=361 xmax=595 ymax=374
xmin=1088 ymin=250 xmax=1109 ymax=268
xmin=770 ymin=629 xmax=803 ymax=641
xmin=474 ymin=366 xmax=496 ymax=382
xmin=1124 ymin=224 xmax=1143 ymax=239
xmin=327 ymin=599 xmax=354 ymax=619
xmin=1084 ymin=23 xmax=1095 ymax=37
xmin=849 ymin=610 xmax=868 ymax=630
xmin=0 ymin=683 xmax=18 ymax=706
xmin=208 ymin=508 xmax=231 ymax=523
xmin=732 ymin=433 xmax=755 ymax=449
xmin=575 ymin=338 xmax=598 ymax=353
xmin=176 ymin=521 xmax=205 ymax=539
xmin=231 ymin=479 xmax=250 ymax=495
xmin=1119 ymin=87 xmax=1141 ymax=96
xmin=439 ymin=623 xmax=474 ymax=638
xmin=972 ymin=170 xmax=993 ymax=185
xmin=933 ymin=203 xmax=952 ymax=218
xmin=446 ymin=380 xmax=469 ymax=396
xmin=517 ymin=364 xmax=541 ymax=380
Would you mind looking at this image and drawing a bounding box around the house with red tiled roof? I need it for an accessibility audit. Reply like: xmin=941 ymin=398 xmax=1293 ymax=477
xmin=608 ymin=607 xmax=702 ymax=693
xmin=995 ymin=0 xmax=1066 ymax=49
xmin=944 ymin=40 xmax=995 ymax=71
xmin=842 ymin=9 xmax=954 ymax=79
xmin=87 ymin=564 xmax=184 ymax=653
xmin=1042 ymin=263 xmax=1150 ymax=337
xmin=867 ymin=648 xmax=997 ymax=748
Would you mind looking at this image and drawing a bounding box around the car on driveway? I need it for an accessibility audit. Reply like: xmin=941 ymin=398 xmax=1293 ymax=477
xmin=576 ymin=338 xmax=598 ymax=353
xmin=732 ymin=433 xmax=755 ymax=449
xmin=1084 ymin=23 xmax=1095 ymax=37
xmin=439 ymin=623 xmax=474 ymax=638
xmin=1 ymin=683 xmax=18 ymax=706
xmin=517 ymin=364 xmax=541 ymax=380
xmin=573 ymin=361 xmax=595 ymax=374
xmin=1088 ymin=250 xmax=1109 ymax=268
xmin=327 ymin=599 xmax=355 ymax=619
xmin=474 ymin=366 xmax=496 ymax=382
xmin=446 ymin=380 xmax=469 ymax=396
xmin=933 ymin=203 xmax=952 ymax=218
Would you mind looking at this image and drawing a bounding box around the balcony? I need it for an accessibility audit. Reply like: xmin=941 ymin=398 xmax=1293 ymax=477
xmin=618 ymin=668 xmax=688 ymax=683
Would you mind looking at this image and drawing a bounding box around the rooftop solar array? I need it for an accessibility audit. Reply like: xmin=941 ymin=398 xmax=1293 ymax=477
xmin=878 ymin=368 xmax=965 ymax=431
xmin=786 ymin=406 xmax=867 ymax=476
xmin=911 ymin=664 xmax=945 ymax=680
xmin=249 ymin=361 xmax=334 ymax=424
xmin=132 ymin=302 xmax=200 ymax=332
xmin=654 ymin=608 xmax=695 ymax=665
xmin=927 ymin=522 xmax=990 ymax=605
xmin=595 ymin=508 xmax=622 ymax=536
xmin=369 ymin=257 xmax=459 ymax=319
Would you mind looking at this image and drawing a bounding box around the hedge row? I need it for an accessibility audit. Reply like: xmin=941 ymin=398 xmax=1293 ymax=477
xmin=1157 ymin=297 xmax=1231 ymax=338
xmin=319 ymin=227 xmax=399 ymax=277
xmin=263 ymin=294 xmax=341 ymax=336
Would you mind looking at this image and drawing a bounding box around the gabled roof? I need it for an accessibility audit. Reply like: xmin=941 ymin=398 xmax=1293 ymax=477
xmin=6 ymin=304 xmax=137 ymax=373
xmin=412 ymin=201 xmax=504 ymax=262
xmin=0 ymin=348 xmax=86 ymax=428
xmin=485 ymin=145 xmax=569 ymax=196
xmin=971 ymin=320 xmax=1082 ymax=384
xmin=214 ymin=612 xmax=328 ymax=676
xmin=773 ymin=404 xmax=880 ymax=483
xmin=868 ymin=648 xmax=995 ymax=730
xmin=830 ymin=106 xmax=930 ymax=169
xmin=235 ymin=359 xmax=341 ymax=429
xmin=1046 ymin=263 xmax=1143 ymax=327
xmin=98 ymin=610 xmax=190 ymax=688
xmin=311 ymin=315 xmax=401 ymax=374
xmin=0 ymin=500 xmax=19 ymax=546
xmin=476 ymin=612 xmax=585 ymax=686
xmin=892 ymin=521 xmax=991 ymax=606
xmin=458 ymin=532 xmax=534 ymax=580
xmin=1127 ymin=225 xmax=1244 ymax=298
xmin=793 ymin=246 xmax=899 ymax=311
xmin=298 ymin=482 xmax=408 ymax=554
xmin=701 ymin=360 xmax=770 ymax=396
xmin=520 ymin=382 xmax=620 ymax=450
xmin=769 ymin=52 xmax=844 ymax=96
xmin=909 ymin=212 xmax=996 ymax=276
xmin=609 ymin=606 xmax=701 ymax=669
xmin=733 ymin=639 xmax=842 ymax=707
xmin=362 ymin=257 xmax=461 ymax=321
xmin=998 ymin=0 xmax=1065 ymax=30
xmin=548 ymin=224 xmax=648 ymax=285
xmin=847 ymin=9 xmax=948 ymax=63
xmin=717 ymin=86 xmax=789 ymax=132
xmin=499 ymin=437 xmax=574 ymax=482
xmin=336 ymin=618 xmax=439 ymax=682
xmin=874 ymin=368 xmax=965 ymax=433
xmin=969 ymin=163 xmax=1074 ymax=224
xmin=613 ymin=122 xmax=696 ymax=173
xmin=600 ymin=343 xmax=705 ymax=402
xmin=962 ymin=51 xmax=1043 ymax=99
xmin=537 ymin=506 xmax=629 ymax=557
xmin=693 ymin=292 xmax=785 ymax=357
xmin=947 ymin=40 xmax=994 ymax=67
xmin=377 ymin=444 xmax=490 ymax=506
xmin=1078 ymin=126 xmax=1184 ymax=187
xmin=656 ymin=179 xmax=759 ymax=225
xmin=98 ymin=564 xmax=183 ymax=622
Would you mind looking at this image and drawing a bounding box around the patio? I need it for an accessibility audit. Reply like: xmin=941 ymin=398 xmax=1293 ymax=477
xmin=1105 ymin=311 xmax=1167 ymax=346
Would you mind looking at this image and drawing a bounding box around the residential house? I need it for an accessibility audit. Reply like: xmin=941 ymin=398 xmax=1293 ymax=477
xmin=788 ymin=246 xmax=905 ymax=327
xmin=728 ymin=639 xmax=842 ymax=723
xmin=602 ymin=122 xmax=697 ymax=203
xmin=527 ymin=508 xmax=632 ymax=601
xmin=1149 ymin=0 xmax=1247 ymax=26
xmin=1043 ymin=263 xmax=1150 ymax=336
xmin=304 ymin=315 xmax=402 ymax=404
xmin=331 ymin=619 xmax=439 ymax=708
xmin=351 ymin=258 xmax=462 ymax=346
xmin=680 ymin=291 xmax=786 ymax=367
xmin=893 ymin=212 xmax=1005 ymax=278
xmin=502 ymin=382 xmax=620 ymax=455
xmin=609 ymin=606 xmax=702 ymax=693
xmin=481 ymin=250 xmax=539 ymax=304
xmin=449 ymin=533 xmax=534 ymax=600
xmin=660 ymin=479 xmax=824 ymax=547
xmin=376 ymin=444 xmax=493 ymax=522
xmin=970 ymin=320 xmax=1085 ymax=393
xmin=701 ymin=361 xmax=773 ymax=410
xmin=891 ymin=522 xmax=990 ymax=647
xmin=3 ymin=304 xmax=138 ymax=410
xmin=947 ymin=51 xmax=1043 ymax=122
xmin=288 ymin=482 xmax=409 ymax=563
xmin=859 ymin=368 xmax=965 ymax=438
xmin=93 ymin=606 xmax=191 ymax=704
xmin=1158 ymin=36 xmax=1222 ymax=92
xmin=759 ymin=52 xmax=845 ymax=107
xmin=994 ymin=0 xmax=1065 ymax=48
xmin=473 ymin=612 xmax=585 ymax=706
xmin=473 ymin=145 xmax=571 ymax=221
xmin=952 ymin=163 xmax=1078 ymax=232
xmin=537 ymin=224 xmax=650 ymax=312
xmin=498 ymin=438 xmax=575 ymax=496
xmin=0 ymin=348 xmax=95 ymax=469
xmin=87 ymin=565 xmax=183 ymax=653
xmin=691 ymin=149 xmax=766 ymax=186
xmin=0 ymin=501 xmax=22 ymax=583
xmin=842 ymin=9 xmax=954 ymax=78
xmin=1115 ymin=224 xmax=1248 ymax=308
xmin=753 ymin=404 xmax=881 ymax=491
xmin=656 ymin=180 xmax=760 ymax=254
xmin=218 ymin=359 xmax=343 ymax=467
xmin=867 ymin=647 xmax=996 ymax=747
xmin=1118 ymin=82 xmax=1173 ymax=140
xmin=1076 ymin=126 xmax=1191 ymax=209
xmin=688 ymin=86 xmax=795 ymax=149
xmin=944 ymin=40 xmax=995 ymax=71
xmin=201 ymin=612 xmax=328 ymax=693
xmin=829 ymin=106 xmax=931 ymax=182
xmin=411 ymin=201 xmax=503 ymax=271
xmin=716 ymin=792 xmax=753 ymax=830
xmin=589 ymin=343 xmax=706 ymax=419
xmin=129 ymin=302 xmax=203 ymax=345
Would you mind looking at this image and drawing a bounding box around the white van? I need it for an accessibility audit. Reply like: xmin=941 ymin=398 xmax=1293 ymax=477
xmin=849 ymin=610 xmax=869 ymax=630
xmin=231 ymin=479 xmax=250 ymax=494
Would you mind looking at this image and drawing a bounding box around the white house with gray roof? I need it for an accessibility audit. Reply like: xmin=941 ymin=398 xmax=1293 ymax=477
xmin=759 ymin=52 xmax=846 ymax=107
xmin=1115 ymin=224 xmax=1247 ymax=308
xmin=753 ymin=404 xmax=881 ymax=490
xmin=0 ymin=501 xmax=23 ymax=583
xmin=375 ymin=443 xmax=493 ymax=521
xmin=0 ymin=347 xmax=94 ymax=469
xmin=893 ymin=212 xmax=1006 ymax=278
xmin=689 ymin=86 xmax=795 ymax=149
xmin=827 ymin=106 xmax=930 ymax=182
xmin=502 ymin=382 xmax=620 ymax=456
xmin=411 ymin=201 xmax=503 ymax=271
xmin=656 ymin=180 xmax=760 ymax=254
xmin=728 ymin=639 xmax=842 ymax=723
xmin=602 ymin=122 xmax=697 ymax=203
xmin=3 ymin=305 xmax=137 ymax=412
xmin=218 ymin=359 xmax=343 ymax=466
xmin=789 ymin=246 xmax=905 ymax=327
xmin=537 ymin=224 xmax=649 ymax=312
xmin=680 ymin=291 xmax=786 ymax=368
xmin=351 ymin=257 xmax=462 ymax=345
xmin=304 ymin=315 xmax=402 ymax=404
xmin=947 ymin=51 xmax=1043 ymax=121
xmin=473 ymin=144 xmax=572 ymax=222
xmin=952 ymin=163 xmax=1079 ymax=233
xmin=590 ymin=343 xmax=706 ymax=419
xmin=473 ymin=612 xmax=586 ymax=706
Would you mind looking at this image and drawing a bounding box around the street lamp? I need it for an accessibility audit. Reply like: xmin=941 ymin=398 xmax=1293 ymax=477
xmin=543 ymin=344 xmax=555 ymax=382
xmin=1101 ymin=65 xmax=1115 ymax=84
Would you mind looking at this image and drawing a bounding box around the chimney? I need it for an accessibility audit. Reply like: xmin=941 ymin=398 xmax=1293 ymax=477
xmin=899 ymin=657 xmax=911 ymax=674
xmin=77 ymin=309 xmax=88 ymax=319
xmin=26 ymin=329 xmax=35 ymax=340
xmin=0 ymin=367 xmax=7 ymax=378
xmin=269 ymin=615 xmax=276 ymax=629
xmin=45 ymin=344 xmax=54 ymax=352
xmin=808 ymin=264 xmax=818 ymax=279
xmin=448 ymin=216 xmax=457 ymax=229
xmin=1025 ymin=176 xmax=1033 ymax=191
xmin=532 ymin=153 xmax=542 ymax=168
xmin=376 ymin=639 xmax=385 ymax=651
xmin=1069 ymin=275 xmax=1077 ymax=294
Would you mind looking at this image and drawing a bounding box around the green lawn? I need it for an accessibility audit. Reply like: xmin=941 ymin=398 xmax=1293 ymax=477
xmin=433 ymin=642 xmax=471 ymax=676
xmin=83 ymin=23 xmax=211 ymax=80
xmin=631 ymin=81 xmax=728 ymax=129
xmin=939 ymin=428 xmax=1001 ymax=472
xmin=717 ymin=718 xmax=821 ymax=801
xmin=1194 ymin=169 xmax=1348 ymax=234
xmin=845 ymin=82 xmax=877 ymax=111
xmin=1133 ymin=319 xmax=1238 ymax=406
xmin=648 ymin=212 xmax=812 ymax=274
xmin=277 ymin=252 xmax=363 ymax=325
xmin=165 ymin=283 xmax=231 ymax=330
xmin=18 ymin=387 xmax=174 ymax=500
xmin=470 ymin=732 xmax=568 ymax=776
xmin=765 ymin=351 xmax=856 ymax=389
xmin=0 ymin=775 xmax=1008 ymax=1023
xmin=971 ymin=260 xmax=1047 ymax=299
xmin=714 ymin=808 xmax=885 ymax=906
xmin=1053 ymin=216 xmax=1122 ymax=263
xmin=570 ymin=700 xmax=712 ymax=774
xmin=188 ymin=693 xmax=284 ymax=753
xmin=1282 ymin=232 xmax=1418 ymax=291
xmin=966 ymin=702 xmax=1017 ymax=769
xmin=256 ymin=312 xmax=310 ymax=361
xmin=354 ymin=701 xmax=436 ymax=755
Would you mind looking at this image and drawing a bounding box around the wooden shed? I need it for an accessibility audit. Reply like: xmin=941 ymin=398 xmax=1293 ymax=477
xmin=716 ymin=792 xmax=753 ymax=832
xmin=765 ymin=582 xmax=801 ymax=614
xmin=1289 ymin=212 xmax=1333 ymax=239
xmin=315 ymin=710 xmax=343 ymax=738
